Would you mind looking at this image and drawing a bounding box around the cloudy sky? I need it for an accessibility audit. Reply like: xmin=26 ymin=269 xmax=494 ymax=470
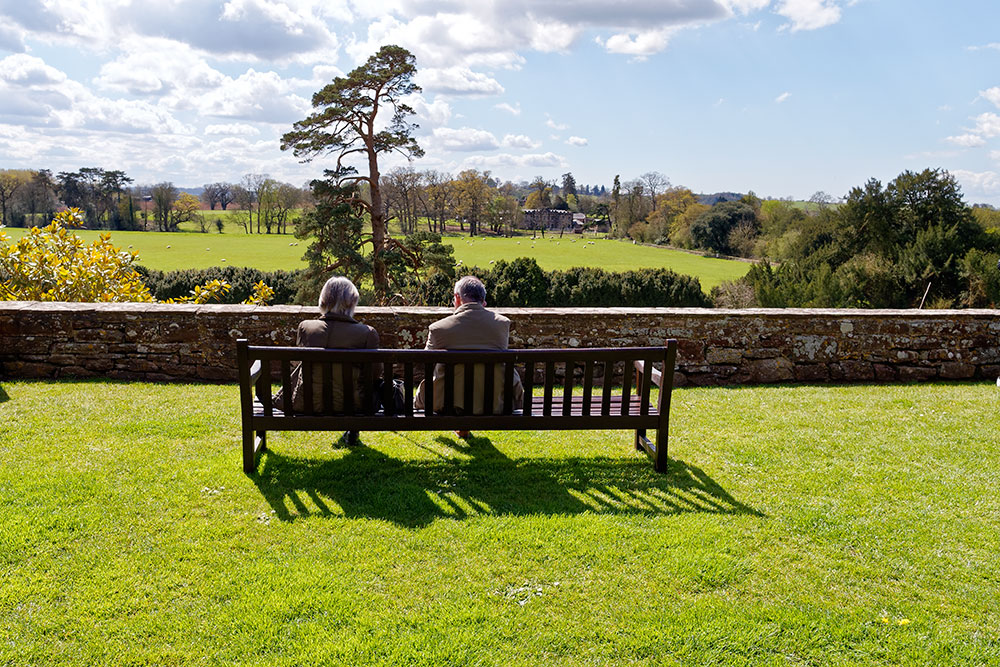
xmin=2 ymin=0 xmax=1000 ymax=203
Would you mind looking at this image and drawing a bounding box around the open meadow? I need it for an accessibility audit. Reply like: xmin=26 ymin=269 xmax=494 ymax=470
xmin=2 ymin=379 xmax=998 ymax=665
xmin=1 ymin=227 xmax=750 ymax=291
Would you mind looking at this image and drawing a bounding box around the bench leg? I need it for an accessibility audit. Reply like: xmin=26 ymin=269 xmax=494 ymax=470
xmin=242 ymin=427 xmax=256 ymax=474
xmin=654 ymin=425 xmax=669 ymax=473
xmin=256 ymin=430 xmax=267 ymax=452
xmin=634 ymin=428 xmax=646 ymax=451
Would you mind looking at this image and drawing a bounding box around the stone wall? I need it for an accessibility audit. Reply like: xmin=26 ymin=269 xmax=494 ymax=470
xmin=1 ymin=302 xmax=998 ymax=386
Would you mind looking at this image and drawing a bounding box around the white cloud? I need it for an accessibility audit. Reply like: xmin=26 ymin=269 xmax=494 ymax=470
xmin=417 ymin=66 xmax=504 ymax=95
xmin=566 ymin=136 xmax=588 ymax=146
xmin=596 ymin=28 xmax=675 ymax=58
xmin=776 ymin=0 xmax=843 ymax=32
xmin=432 ymin=126 xmax=500 ymax=151
xmin=945 ymin=134 xmax=985 ymax=148
xmin=409 ymin=95 xmax=453 ymax=128
xmin=0 ymin=24 xmax=26 ymax=52
xmin=125 ymin=0 xmax=340 ymax=62
xmin=0 ymin=54 xmax=68 ymax=87
xmin=198 ymin=69 xmax=310 ymax=122
xmin=349 ymin=0 xmax=737 ymax=68
xmin=980 ymin=87 xmax=1000 ymax=109
xmin=968 ymin=43 xmax=1000 ymax=52
xmin=502 ymin=134 xmax=540 ymax=149
xmin=972 ymin=112 xmax=1000 ymax=138
xmin=205 ymin=123 xmax=261 ymax=136
xmin=495 ymin=102 xmax=521 ymax=115
xmin=952 ymin=169 xmax=1000 ymax=196
xmin=775 ymin=91 xmax=791 ymax=103
xmin=94 ymin=38 xmax=225 ymax=98
xmin=721 ymin=0 xmax=772 ymax=13
xmin=546 ymin=116 xmax=568 ymax=131
xmin=463 ymin=150 xmax=568 ymax=170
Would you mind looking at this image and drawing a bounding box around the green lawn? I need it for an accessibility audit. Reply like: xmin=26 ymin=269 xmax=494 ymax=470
xmin=2 ymin=380 xmax=998 ymax=665
xmin=1 ymin=227 xmax=749 ymax=291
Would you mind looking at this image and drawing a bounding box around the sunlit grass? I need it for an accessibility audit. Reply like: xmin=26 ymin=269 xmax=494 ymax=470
xmin=2 ymin=380 xmax=998 ymax=664
xmin=2 ymin=226 xmax=749 ymax=291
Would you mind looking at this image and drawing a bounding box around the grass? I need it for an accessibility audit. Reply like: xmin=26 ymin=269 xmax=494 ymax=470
xmin=1 ymin=227 xmax=749 ymax=290
xmin=2 ymin=379 xmax=999 ymax=664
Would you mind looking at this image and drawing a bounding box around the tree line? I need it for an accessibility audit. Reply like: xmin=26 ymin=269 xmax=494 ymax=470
xmin=0 ymin=167 xmax=309 ymax=235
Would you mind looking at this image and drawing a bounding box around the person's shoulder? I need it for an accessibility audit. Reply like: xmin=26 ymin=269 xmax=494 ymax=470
xmin=428 ymin=312 xmax=459 ymax=331
xmin=298 ymin=318 xmax=325 ymax=332
xmin=487 ymin=308 xmax=510 ymax=324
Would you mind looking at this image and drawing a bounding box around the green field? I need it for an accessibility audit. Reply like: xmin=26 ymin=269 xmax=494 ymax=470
xmin=2 ymin=227 xmax=750 ymax=291
xmin=2 ymin=379 xmax=998 ymax=664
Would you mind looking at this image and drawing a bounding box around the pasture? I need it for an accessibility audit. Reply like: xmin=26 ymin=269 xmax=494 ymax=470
xmin=1 ymin=227 xmax=750 ymax=290
xmin=2 ymin=379 xmax=998 ymax=664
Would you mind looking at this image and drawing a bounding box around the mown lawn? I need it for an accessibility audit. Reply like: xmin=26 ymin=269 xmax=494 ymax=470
xmin=2 ymin=380 xmax=998 ymax=665
xmin=1 ymin=228 xmax=749 ymax=291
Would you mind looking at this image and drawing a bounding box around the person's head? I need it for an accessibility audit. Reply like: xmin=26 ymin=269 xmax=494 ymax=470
xmin=454 ymin=275 xmax=487 ymax=307
xmin=318 ymin=276 xmax=360 ymax=317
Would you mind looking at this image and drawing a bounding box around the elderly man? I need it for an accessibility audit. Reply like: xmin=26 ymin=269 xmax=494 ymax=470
xmin=414 ymin=276 xmax=524 ymax=435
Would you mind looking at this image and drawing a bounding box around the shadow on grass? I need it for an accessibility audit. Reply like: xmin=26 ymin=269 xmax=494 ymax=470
xmin=252 ymin=433 xmax=762 ymax=528
xmin=0 ymin=385 xmax=8 ymax=404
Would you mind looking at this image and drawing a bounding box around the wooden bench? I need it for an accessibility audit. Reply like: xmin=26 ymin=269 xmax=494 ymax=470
xmin=237 ymin=338 xmax=678 ymax=475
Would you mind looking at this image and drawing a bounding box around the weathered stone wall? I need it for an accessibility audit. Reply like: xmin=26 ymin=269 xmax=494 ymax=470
xmin=1 ymin=302 xmax=998 ymax=386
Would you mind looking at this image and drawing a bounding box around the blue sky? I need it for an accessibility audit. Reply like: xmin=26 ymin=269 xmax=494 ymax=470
xmin=2 ymin=0 xmax=1000 ymax=203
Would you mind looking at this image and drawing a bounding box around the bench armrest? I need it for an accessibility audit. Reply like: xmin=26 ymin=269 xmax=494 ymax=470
xmin=250 ymin=359 xmax=262 ymax=385
xmin=634 ymin=359 xmax=664 ymax=388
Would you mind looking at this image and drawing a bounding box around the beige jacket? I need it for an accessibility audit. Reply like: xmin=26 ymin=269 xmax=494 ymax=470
xmin=278 ymin=313 xmax=380 ymax=414
xmin=414 ymin=302 xmax=524 ymax=414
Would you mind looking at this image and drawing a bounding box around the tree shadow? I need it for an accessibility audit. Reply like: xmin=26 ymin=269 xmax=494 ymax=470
xmin=251 ymin=433 xmax=763 ymax=528
xmin=0 ymin=384 xmax=9 ymax=404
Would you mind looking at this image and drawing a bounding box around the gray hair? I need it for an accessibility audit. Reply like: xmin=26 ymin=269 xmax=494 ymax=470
xmin=454 ymin=275 xmax=487 ymax=304
xmin=318 ymin=276 xmax=359 ymax=317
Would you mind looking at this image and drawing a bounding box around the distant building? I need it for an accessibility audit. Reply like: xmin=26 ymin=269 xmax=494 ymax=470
xmin=522 ymin=208 xmax=573 ymax=231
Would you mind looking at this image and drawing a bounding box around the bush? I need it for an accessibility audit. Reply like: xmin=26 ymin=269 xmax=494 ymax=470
xmin=460 ymin=258 xmax=711 ymax=308
xmin=138 ymin=266 xmax=302 ymax=304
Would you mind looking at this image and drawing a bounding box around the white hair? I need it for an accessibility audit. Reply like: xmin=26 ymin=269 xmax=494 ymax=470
xmin=318 ymin=276 xmax=359 ymax=317
xmin=454 ymin=275 xmax=486 ymax=304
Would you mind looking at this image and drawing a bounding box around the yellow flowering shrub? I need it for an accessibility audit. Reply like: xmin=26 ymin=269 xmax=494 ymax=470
xmin=0 ymin=209 xmax=154 ymax=302
xmin=0 ymin=209 xmax=272 ymax=305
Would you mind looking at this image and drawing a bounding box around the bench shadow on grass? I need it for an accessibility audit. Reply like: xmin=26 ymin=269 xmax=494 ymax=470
xmin=252 ymin=433 xmax=762 ymax=528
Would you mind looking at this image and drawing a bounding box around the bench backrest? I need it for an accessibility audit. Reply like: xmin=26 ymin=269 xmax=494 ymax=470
xmin=237 ymin=339 xmax=677 ymax=420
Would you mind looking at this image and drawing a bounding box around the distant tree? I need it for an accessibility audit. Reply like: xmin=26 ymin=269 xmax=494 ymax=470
xmin=151 ymin=183 xmax=178 ymax=232
xmin=561 ymin=172 xmax=577 ymax=199
xmin=0 ymin=170 xmax=32 ymax=227
xmin=690 ymin=200 xmax=758 ymax=255
xmin=173 ymin=192 xmax=204 ymax=231
xmin=453 ymin=169 xmax=491 ymax=236
xmin=639 ymin=171 xmax=670 ymax=211
xmin=423 ymin=170 xmax=453 ymax=233
xmin=281 ymin=44 xmax=423 ymax=301
xmin=20 ymin=169 xmax=58 ymax=226
xmin=202 ymin=183 xmax=224 ymax=210
xmin=526 ymin=176 xmax=551 ymax=209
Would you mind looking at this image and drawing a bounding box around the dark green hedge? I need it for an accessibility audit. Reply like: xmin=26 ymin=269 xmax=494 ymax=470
xmin=449 ymin=258 xmax=710 ymax=308
xmin=136 ymin=266 xmax=302 ymax=304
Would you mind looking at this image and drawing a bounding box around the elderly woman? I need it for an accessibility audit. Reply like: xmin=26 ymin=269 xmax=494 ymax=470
xmin=276 ymin=276 xmax=381 ymax=420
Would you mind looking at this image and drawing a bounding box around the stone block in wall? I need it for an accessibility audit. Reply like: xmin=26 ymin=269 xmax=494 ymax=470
xmin=833 ymin=360 xmax=875 ymax=382
xmin=793 ymin=363 xmax=829 ymax=382
xmin=706 ymin=348 xmax=743 ymax=365
xmin=52 ymin=342 xmax=108 ymax=355
xmin=873 ymin=364 xmax=898 ymax=382
xmin=5 ymin=361 xmax=56 ymax=377
xmin=58 ymin=365 xmax=95 ymax=378
xmin=74 ymin=328 xmax=124 ymax=343
xmin=898 ymin=366 xmax=938 ymax=382
xmin=939 ymin=362 xmax=975 ymax=379
xmin=745 ymin=357 xmax=794 ymax=383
